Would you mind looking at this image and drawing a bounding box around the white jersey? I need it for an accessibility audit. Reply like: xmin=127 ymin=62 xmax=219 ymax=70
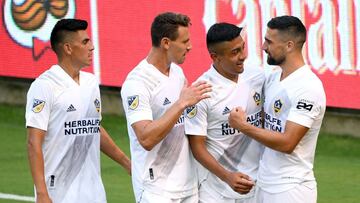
xmin=259 ymin=65 xmax=326 ymax=193
xmin=25 ymin=65 xmax=105 ymax=203
xmin=184 ymin=66 xmax=265 ymax=199
xmin=121 ymin=59 xmax=197 ymax=201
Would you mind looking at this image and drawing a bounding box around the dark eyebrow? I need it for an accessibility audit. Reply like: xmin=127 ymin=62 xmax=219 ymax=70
xmin=183 ymin=38 xmax=190 ymax=43
xmin=264 ymin=37 xmax=271 ymax=43
xmin=83 ymin=38 xmax=90 ymax=44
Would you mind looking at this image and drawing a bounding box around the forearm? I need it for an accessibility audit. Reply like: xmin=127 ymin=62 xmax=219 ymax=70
xmin=190 ymin=140 xmax=229 ymax=183
xmin=241 ymin=123 xmax=294 ymax=153
xmin=100 ymin=127 xmax=131 ymax=174
xmin=135 ymin=100 xmax=186 ymax=150
xmin=27 ymin=140 xmax=48 ymax=195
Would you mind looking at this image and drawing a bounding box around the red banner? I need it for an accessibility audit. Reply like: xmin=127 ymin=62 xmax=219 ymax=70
xmin=1 ymin=0 xmax=359 ymax=109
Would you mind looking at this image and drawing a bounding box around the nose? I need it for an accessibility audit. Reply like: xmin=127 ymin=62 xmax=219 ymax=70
xmin=239 ymin=49 xmax=247 ymax=61
xmin=261 ymin=42 xmax=267 ymax=51
xmin=186 ymin=42 xmax=192 ymax=51
xmin=89 ymin=40 xmax=95 ymax=51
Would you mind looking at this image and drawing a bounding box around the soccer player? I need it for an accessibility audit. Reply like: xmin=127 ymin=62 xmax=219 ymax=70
xmin=184 ymin=23 xmax=265 ymax=203
xmin=26 ymin=19 xmax=131 ymax=203
xmin=229 ymin=16 xmax=326 ymax=203
xmin=121 ymin=12 xmax=211 ymax=203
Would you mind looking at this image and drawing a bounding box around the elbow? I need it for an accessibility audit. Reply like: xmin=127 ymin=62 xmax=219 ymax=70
xmin=138 ymin=139 xmax=155 ymax=151
xmin=27 ymin=138 xmax=35 ymax=151
xmin=279 ymin=144 xmax=296 ymax=154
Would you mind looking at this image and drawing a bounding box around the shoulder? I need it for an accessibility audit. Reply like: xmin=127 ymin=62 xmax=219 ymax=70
xmin=242 ymin=66 xmax=265 ymax=86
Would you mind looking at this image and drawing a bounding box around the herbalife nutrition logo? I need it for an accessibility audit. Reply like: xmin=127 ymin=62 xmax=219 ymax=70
xmin=222 ymin=106 xmax=230 ymax=115
xmin=66 ymin=104 xmax=76 ymax=112
xmin=163 ymin=97 xmax=171 ymax=106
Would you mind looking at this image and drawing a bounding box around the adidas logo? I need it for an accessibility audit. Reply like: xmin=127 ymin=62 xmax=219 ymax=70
xmin=66 ymin=104 xmax=76 ymax=112
xmin=222 ymin=107 xmax=230 ymax=115
xmin=163 ymin=97 xmax=171 ymax=105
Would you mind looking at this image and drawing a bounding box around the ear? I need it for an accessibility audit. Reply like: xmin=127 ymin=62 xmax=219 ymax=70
xmin=63 ymin=43 xmax=72 ymax=55
xmin=286 ymin=40 xmax=295 ymax=52
xmin=160 ymin=37 xmax=171 ymax=50
xmin=209 ymin=52 xmax=217 ymax=61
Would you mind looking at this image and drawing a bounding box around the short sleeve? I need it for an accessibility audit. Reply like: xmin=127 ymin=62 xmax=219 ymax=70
xmin=184 ymin=99 xmax=208 ymax=136
xmin=25 ymin=80 xmax=52 ymax=131
xmin=287 ymin=89 xmax=324 ymax=128
xmin=121 ymin=80 xmax=153 ymax=125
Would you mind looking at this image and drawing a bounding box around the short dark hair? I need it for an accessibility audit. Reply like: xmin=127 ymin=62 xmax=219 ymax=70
xmin=267 ymin=15 xmax=306 ymax=47
xmin=206 ymin=22 xmax=242 ymax=52
xmin=151 ymin=12 xmax=191 ymax=47
xmin=50 ymin=19 xmax=88 ymax=54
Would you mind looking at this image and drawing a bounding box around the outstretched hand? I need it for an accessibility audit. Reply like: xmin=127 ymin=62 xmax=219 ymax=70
xmin=178 ymin=80 xmax=212 ymax=107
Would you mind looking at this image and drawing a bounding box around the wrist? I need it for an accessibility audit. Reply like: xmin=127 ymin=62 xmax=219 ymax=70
xmin=241 ymin=122 xmax=252 ymax=134
xmin=220 ymin=170 xmax=231 ymax=184
xmin=175 ymin=100 xmax=188 ymax=110
xmin=36 ymin=190 xmax=49 ymax=196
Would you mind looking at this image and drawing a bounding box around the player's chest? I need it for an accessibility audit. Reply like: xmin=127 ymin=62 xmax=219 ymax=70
xmin=52 ymin=86 xmax=101 ymax=117
xmin=150 ymin=80 xmax=183 ymax=114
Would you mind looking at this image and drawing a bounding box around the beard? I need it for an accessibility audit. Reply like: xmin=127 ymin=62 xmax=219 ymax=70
xmin=267 ymin=55 xmax=285 ymax=65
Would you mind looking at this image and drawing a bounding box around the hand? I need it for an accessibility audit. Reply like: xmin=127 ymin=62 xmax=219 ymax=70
xmin=229 ymin=107 xmax=248 ymax=131
xmin=36 ymin=193 xmax=52 ymax=203
xmin=178 ymin=80 xmax=212 ymax=107
xmin=224 ymin=171 xmax=254 ymax=194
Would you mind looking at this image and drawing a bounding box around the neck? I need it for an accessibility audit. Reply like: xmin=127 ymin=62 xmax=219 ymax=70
xmin=213 ymin=64 xmax=239 ymax=83
xmin=58 ymin=59 xmax=81 ymax=84
xmin=146 ymin=47 xmax=171 ymax=76
xmin=280 ymin=52 xmax=305 ymax=81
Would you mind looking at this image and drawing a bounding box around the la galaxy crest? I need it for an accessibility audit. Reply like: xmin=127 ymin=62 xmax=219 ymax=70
xmin=94 ymin=98 xmax=101 ymax=112
xmin=253 ymin=92 xmax=261 ymax=106
xmin=127 ymin=95 xmax=139 ymax=110
xmin=186 ymin=105 xmax=197 ymax=118
xmin=273 ymin=99 xmax=283 ymax=113
xmin=32 ymin=99 xmax=45 ymax=113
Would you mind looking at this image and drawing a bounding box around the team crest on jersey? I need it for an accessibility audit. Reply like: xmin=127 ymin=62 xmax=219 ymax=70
xmin=127 ymin=95 xmax=139 ymax=110
xmin=186 ymin=105 xmax=197 ymax=118
xmin=273 ymin=99 xmax=283 ymax=113
xmin=32 ymin=99 xmax=45 ymax=113
xmin=253 ymin=92 xmax=261 ymax=106
xmin=94 ymin=99 xmax=101 ymax=112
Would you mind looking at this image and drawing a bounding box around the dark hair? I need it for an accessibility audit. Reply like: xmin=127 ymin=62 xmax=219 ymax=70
xmin=151 ymin=12 xmax=191 ymax=47
xmin=206 ymin=22 xmax=242 ymax=52
xmin=267 ymin=15 xmax=306 ymax=46
xmin=50 ymin=19 xmax=88 ymax=54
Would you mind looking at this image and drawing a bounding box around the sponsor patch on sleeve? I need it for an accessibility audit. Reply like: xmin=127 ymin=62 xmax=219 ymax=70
xmin=32 ymin=99 xmax=45 ymax=113
xmin=127 ymin=95 xmax=139 ymax=110
xmin=186 ymin=105 xmax=197 ymax=118
xmin=296 ymin=99 xmax=314 ymax=111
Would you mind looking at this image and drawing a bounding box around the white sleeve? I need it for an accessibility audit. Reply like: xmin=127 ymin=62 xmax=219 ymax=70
xmin=184 ymin=99 xmax=208 ymax=136
xmin=25 ymin=80 xmax=52 ymax=131
xmin=287 ymin=88 xmax=323 ymax=128
xmin=121 ymin=80 xmax=153 ymax=125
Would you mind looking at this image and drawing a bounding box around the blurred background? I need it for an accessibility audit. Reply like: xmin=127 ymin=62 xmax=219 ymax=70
xmin=0 ymin=0 xmax=359 ymax=202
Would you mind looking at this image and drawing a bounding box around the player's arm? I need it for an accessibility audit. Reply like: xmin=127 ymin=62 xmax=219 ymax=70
xmin=132 ymin=81 xmax=211 ymax=151
xmin=229 ymin=108 xmax=308 ymax=154
xmin=99 ymin=126 xmax=131 ymax=175
xmin=188 ymin=135 xmax=254 ymax=194
xmin=27 ymin=127 xmax=52 ymax=203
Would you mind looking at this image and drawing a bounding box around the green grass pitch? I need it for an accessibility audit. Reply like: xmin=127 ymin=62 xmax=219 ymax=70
xmin=0 ymin=104 xmax=359 ymax=203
